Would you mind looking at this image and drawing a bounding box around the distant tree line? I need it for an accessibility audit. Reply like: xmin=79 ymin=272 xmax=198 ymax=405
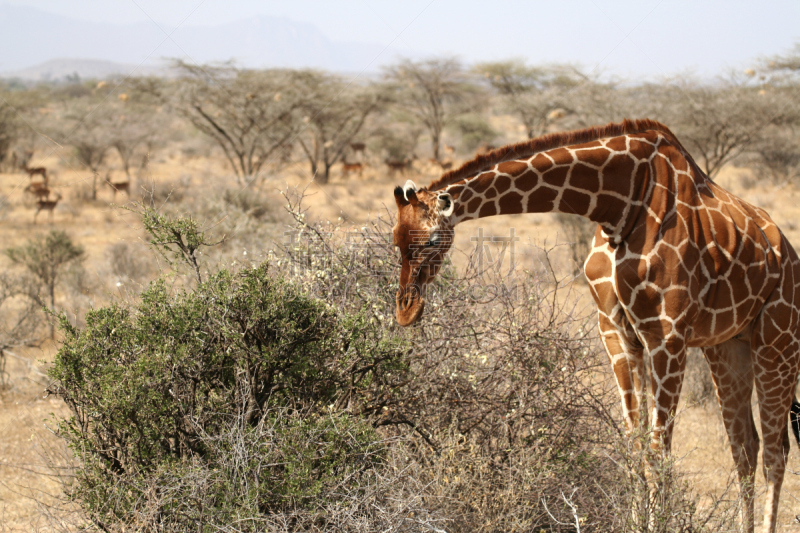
xmin=1 ymin=47 xmax=799 ymax=187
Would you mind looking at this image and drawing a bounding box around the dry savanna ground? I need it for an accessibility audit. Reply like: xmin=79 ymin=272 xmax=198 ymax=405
xmin=2 ymin=141 xmax=800 ymax=530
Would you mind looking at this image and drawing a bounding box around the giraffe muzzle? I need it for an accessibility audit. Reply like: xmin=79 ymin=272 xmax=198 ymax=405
xmin=395 ymin=284 xmax=425 ymax=326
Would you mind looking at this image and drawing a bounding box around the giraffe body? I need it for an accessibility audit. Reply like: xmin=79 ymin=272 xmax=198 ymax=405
xmin=391 ymin=120 xmax=800 ymax=532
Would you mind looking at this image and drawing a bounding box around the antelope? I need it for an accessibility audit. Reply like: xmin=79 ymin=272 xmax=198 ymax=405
xmin=350 ymin=142 xmax=366 ymax=157
xmin=438 ymin=160 xmax=454 ymax=171
xmin=443 ymin=144 xmax=456 ymax=156
xmin=24 ymin=182 xmax=51 ymax=201
xmin=106 ymin=178 xmax=131 ymax=202
xmin=341 ymin=161 xmax=363 ymax=176
xmin=385 ymin=158 xmax=412 ymax=176
xmin=21 ymin=164 xmax=48 ymax=185
xmin=34 ymin=192 xmax=61 ymax=224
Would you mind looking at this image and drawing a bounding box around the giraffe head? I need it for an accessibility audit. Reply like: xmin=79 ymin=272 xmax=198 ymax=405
xmin=392 ymin=180 xmax=455 ymax=326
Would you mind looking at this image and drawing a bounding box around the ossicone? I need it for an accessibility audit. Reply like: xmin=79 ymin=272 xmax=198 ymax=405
xmin=394 ymin=180 xmax=419 ymax=206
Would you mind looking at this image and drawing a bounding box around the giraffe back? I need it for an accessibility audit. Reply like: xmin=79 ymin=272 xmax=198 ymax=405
xmin=588 ymin=133 xmax=788 ymax=348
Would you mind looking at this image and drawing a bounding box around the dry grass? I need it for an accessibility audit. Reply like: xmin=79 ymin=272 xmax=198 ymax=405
xmin=0 ymin=342 xmax=70 ymax=532
xmin=2 ymin=143 xmax=800 ymax=529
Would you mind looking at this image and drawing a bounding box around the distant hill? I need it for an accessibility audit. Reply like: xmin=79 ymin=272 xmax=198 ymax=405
xmin=2 ymin=58 xmax=168 ymax=82
xmin=0 ymin=4 xmax=404 ymax=81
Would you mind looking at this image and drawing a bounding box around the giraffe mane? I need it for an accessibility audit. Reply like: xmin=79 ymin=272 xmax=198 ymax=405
xmin=426 ymin=118 xmax=687 ymax=191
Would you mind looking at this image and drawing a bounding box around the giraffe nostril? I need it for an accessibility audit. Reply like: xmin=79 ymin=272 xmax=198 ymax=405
xmin=399 ymin=291 xmax=410 ymax=310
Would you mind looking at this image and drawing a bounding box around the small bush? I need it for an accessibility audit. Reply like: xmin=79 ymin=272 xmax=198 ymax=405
xmin=0 ymin=193 xmax=10 ymax=220
xmin=139 ymin=177 xmax=187 ymax=205
xmin=48 ymin=264 xmax=409 ymax=531
xmin=750 ymin=129 xmax=800 ymax=184
xmin=222 ymin=188 xmax=279 ymax=221
xmin=603 ymin=429 xmax=740 ymax=533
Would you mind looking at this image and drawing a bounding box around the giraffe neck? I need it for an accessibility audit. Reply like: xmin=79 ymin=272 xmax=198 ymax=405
xmin=442 ymin=134 xmax=657 ymax=243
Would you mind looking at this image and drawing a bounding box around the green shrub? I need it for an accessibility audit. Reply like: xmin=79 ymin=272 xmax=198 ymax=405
xmin=48 ymin=263 xmax=408 ymax=531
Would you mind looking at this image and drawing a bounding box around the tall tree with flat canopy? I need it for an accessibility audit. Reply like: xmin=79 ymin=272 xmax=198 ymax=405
xmin=174 ymin=62 xmax=305 ymax=187
xmin=475 ymin=60 xmax=583 ymax=139
xmin=384 ymin=58 xmax=481 ymax=161
xmin=655 ymin=77 xmax=797 ymax=179
xmin=58 ymin=103 xmax=115 ymax=200
xmin=294 ymin=71 xmax=389 ymax=184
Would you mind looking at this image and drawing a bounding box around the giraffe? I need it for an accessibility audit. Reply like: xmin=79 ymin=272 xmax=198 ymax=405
xmin=390 ymin=119 xmax=800 ymax=533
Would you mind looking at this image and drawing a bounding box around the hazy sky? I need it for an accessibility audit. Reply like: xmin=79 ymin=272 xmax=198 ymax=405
xmin=5 ymin=0 xmax=800 ymax=78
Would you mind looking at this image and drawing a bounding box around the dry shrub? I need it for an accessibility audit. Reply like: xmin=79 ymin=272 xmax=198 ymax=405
xmin=222 ymin=187 xmax=280 ymax=221
xmin=0 ymin=194 xmax=10 ymax=220
xmin=152 ymin=185 xmax=289 ymax=274
xmin=138 ymin=176 xmax=188 ymax=205
xmin=276 ymin=189 xmax=739 ymax=532
xmin=602 ymin=429 xmax=740 ymax=533
xmin=738 ymin=171 xmax=759 ymax=191
xmin=750 ymin=128 xmax=800 ymax=185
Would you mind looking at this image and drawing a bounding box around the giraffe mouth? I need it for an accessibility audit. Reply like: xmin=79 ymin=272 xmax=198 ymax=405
xmin=395 ymin=286 xmax=425 ymax=326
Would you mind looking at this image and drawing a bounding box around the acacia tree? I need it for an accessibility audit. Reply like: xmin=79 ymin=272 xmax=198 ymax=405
xmin=476 ymin=61 xmax=584 ymax=139
xmin=109 ymin=83 xmax=167 ymax=184
xmin=385 ymin=58 xmax=482 ymax=161
xmin=72 ymin=126 xmax=111 ymax=199
xmin=294 ymin=72 xmax=389 ymax=184
xmin=660 ymin=79 xmax=797 ymax=178
xmin=174 ymin=62 xmax=305 ymax=187
xmin=5 ymin=231 xmax=85 ymax=338
xmin=569 ymin=75 xmax=626 ymax=127
xmin=766 ymin=42 xmax=800 ymax=74
xmin=111 ymin=112 xmax=168 ymax=191
xmin=0 ymin=83 xmax=47 ymax=171
xmin=111 ymin=121 xmax=147 ymax=182
xmin=51 ymin=100 xmax=117 ymax=199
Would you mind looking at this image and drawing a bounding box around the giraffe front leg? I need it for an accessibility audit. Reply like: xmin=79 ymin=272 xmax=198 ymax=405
xmin=598 ymin=312 xmax=647 ymax=434
xmin=587 ymin=243 xmax=648 ymax=433
xmin=598 ymin=312 xmax=653 ymax=530
xmin=644 ymin=335 xmax=686 ymax=454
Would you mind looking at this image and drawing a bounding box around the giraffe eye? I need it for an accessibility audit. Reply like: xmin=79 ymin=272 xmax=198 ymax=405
xmin=426 ymin=232 xmax=440 ymax=247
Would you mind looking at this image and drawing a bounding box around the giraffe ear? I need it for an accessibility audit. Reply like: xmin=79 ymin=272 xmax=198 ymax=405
xmin=437 ymin=193 xmax=455 ymax=217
